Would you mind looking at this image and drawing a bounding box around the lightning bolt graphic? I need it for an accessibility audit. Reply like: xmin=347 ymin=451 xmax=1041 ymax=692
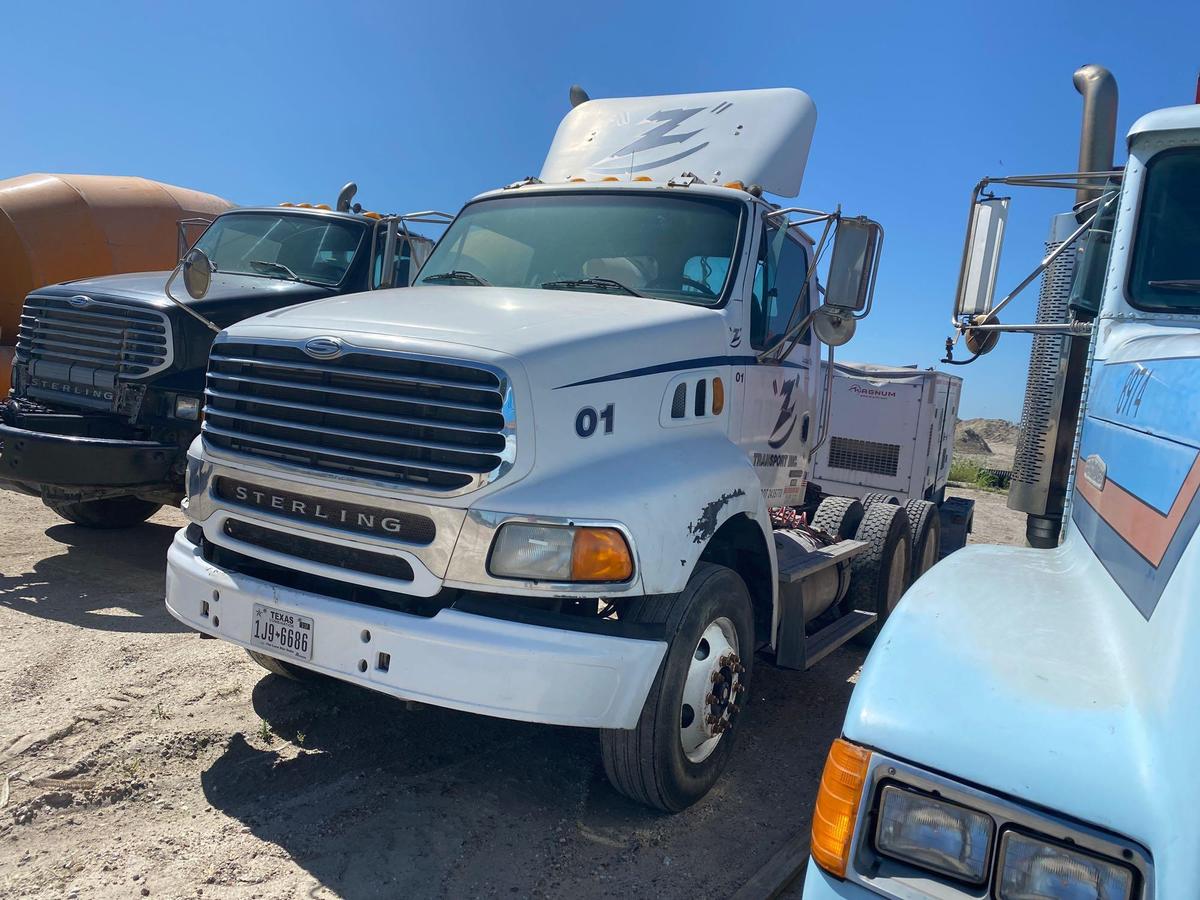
xmin=590 ymin=106 xmax=711 ymax=175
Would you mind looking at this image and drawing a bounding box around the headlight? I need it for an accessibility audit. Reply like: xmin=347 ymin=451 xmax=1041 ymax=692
xmin=488 ymin=523 xmax=633 ymax=582
xmin=997 ymin=830 xmax=1135 ymax=900
xmin=174 ymin=394 xmax=202 ymax=420
xmin=875 ymin=785 xmax=994 ymax=884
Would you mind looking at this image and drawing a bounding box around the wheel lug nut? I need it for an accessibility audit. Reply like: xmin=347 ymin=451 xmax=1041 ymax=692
xmin=705 ymin=693 xmax=717 ymax=705
xmin=729 ymin=704 xmax=740 ymax=715
xmin=711 ymin=672 xmax=724 ymax=684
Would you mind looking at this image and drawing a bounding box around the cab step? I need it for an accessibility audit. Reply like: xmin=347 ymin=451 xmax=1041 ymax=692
xmin=799 ymin=610 xmax=877 ymax=669
xmin=774 ymin=534 xmax=867 ymax=583
xmin=773 ymin=535 xmax=871 ymax=669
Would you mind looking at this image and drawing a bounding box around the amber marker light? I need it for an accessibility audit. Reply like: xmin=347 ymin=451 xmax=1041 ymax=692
xmin=810 ymin=739 xmax=871 ymax=878
xmin=571 ymin=527 xmax=634 ymax=582
xmin=712 ymin=377 xmax=725 ymax=415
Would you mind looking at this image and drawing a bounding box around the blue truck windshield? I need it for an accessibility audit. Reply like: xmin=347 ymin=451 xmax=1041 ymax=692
xmin=195 ymin=213 xmax=367 ymax=286
xmin=1128 ymin=147 xmax=1200 ymax=312
xmin=418 ymin=192 xmax=744 ymax=305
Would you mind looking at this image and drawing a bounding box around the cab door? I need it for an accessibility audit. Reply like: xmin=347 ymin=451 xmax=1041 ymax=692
xmin=737 ymin=221 xmax=821 ymax=506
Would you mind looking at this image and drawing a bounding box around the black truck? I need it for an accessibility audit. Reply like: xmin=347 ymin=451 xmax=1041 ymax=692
xmin=1 ymin=186 xmax=433 ymax=528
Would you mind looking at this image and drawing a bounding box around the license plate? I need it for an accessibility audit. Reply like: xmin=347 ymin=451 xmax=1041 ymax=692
xmin=250 ymin=604 xmax=314 ymax=661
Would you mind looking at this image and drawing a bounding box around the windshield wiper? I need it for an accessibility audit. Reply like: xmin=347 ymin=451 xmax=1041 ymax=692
xmin=541 ymin=277 xmax=644 ymax=298
xmin=422 ymin=270 xmax=491 ymax=286
xmin=249 ymin=259 xmax=302 ymax=281
xmin=1149 ymin=279 xmax=1200 ymax=292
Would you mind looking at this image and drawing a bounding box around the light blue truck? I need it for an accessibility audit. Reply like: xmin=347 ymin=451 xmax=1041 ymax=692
xmin=803 ymin=67 xmax=1199 ymax=898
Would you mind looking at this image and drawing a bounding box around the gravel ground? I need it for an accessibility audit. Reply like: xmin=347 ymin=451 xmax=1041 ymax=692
xmin=0 ymin=487 xmax=1024 ymax=899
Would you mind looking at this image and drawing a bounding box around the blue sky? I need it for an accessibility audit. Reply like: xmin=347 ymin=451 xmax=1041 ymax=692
xmin=3 ymin=1 xmax=1197 ymax=418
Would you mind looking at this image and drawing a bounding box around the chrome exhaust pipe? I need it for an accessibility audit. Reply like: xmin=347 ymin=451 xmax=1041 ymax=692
xmin=336 ymin=182 xmax=358 ymax=213
xmin=1073 ymin=64 xmax=1118 ymax=208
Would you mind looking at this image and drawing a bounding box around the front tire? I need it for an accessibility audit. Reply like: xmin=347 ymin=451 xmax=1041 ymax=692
xmin=43 ymin=496 xmax=163 ymax=528
xmin=600 ymin=563 xmax=755 ymax=812
xmin=245 ymin=649 xmax=320 ymax=682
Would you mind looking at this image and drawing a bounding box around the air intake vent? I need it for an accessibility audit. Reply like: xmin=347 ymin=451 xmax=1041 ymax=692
xmin=827 ymin=436 xmax=900 ymax=477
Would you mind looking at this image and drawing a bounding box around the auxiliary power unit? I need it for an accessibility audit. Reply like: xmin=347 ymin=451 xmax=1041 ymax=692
xmin=810 ymin=362 xmax=962 ymax=505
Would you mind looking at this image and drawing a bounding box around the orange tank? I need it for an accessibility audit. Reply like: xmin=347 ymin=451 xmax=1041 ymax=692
xmin=0 ymin=173 xmax=232 ymax=347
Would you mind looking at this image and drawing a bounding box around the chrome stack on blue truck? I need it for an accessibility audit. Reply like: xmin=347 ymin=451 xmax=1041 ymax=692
xmin=804 ymin=67 xmax=1199 ymax=899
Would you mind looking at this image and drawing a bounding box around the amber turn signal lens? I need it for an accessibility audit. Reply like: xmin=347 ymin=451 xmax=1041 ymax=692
xmin=811 ymin=738 xmax=871 ymax=878
xmin=570 ymin=527 xmax=633 ymax=582
xmin=712 ymin=377 xmax=725 ymax=415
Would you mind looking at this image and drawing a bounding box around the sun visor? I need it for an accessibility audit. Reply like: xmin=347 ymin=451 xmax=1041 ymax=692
xmin=540 ymin=88 xmax=817 ymax=198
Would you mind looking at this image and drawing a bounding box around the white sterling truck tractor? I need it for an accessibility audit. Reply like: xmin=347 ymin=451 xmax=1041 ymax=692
xmin=804 ymin=66 xmax=1200 ymax=898
xmin=166 ymin=87 xmax=941 ymax=811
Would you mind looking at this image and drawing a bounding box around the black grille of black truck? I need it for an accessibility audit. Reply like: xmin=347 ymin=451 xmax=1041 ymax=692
xmin=16 ymin=295 xmax=172 ymax=378
xmin=203 ymin=340 xmax=511 ymax=492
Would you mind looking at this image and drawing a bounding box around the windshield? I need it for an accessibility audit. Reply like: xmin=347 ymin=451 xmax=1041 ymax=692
xmin=1128 ymin=147 xmax=1200 ymax=311
xmin=195 ymin=212 xmax=367 ymax=286
xmin=418 ymin=192 xmax=744 ymax=304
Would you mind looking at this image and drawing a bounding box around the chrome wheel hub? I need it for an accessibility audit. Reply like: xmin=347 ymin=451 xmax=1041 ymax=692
xmin=680 ymin=617 xmax=744 ymax=763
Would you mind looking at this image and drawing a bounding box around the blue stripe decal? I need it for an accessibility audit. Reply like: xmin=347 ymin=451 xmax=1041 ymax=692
xmin=1078 ymin=417 xmax=1197 ymax=515
xmin=1072 ymin=477 xmax=1200 ymax=620
xmin=1089 ymin=357 xmax=1200 ymax=449
xmin=554 ymin=355 xmax=806 ymax=390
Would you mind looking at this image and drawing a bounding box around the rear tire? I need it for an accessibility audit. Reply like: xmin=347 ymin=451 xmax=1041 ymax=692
xmin=246 ymin=649 xmax=320 ymax=682
xmin=43 ymin=496 xmax=162 ymax=528
xmin=845 ymin=503 xmax=911 ymax=646
xmin=600 ymin=563 xmax=754 ymax=812
xmin=811 ymin=496 xmax=865 ymax=541
xmin=902 ymin=499 xmax=941 ymax=581
xmin=860 ymin=492 xmax=900 ymax=510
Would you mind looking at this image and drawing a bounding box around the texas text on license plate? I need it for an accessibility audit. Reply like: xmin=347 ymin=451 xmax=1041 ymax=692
xmin=251 ymin=604 xmax=314 ymax=661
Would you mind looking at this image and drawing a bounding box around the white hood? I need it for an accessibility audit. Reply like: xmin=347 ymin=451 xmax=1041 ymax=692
xmin=244 ymin=284 xmax=724 ymax=362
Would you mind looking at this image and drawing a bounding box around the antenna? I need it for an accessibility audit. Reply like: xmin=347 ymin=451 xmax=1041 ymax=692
xmin=569 ymin=85 xmax=590 ymax=108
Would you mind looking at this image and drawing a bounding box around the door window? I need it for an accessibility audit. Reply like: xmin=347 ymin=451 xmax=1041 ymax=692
xmin=373 ymin=237 xmax=415 ymax=288
xmin=751 ymin=225 xmax=811 ymax=350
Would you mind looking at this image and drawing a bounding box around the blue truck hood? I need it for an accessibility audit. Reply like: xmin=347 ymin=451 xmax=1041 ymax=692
xmin=846 ymin=533 xmax=1200 ymax=887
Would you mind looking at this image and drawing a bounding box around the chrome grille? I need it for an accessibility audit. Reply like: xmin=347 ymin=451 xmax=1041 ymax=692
xmin=16 ymin=294 xmax=172 ymax=378
xmin=203 ymin=340 xmax=513 ymax=493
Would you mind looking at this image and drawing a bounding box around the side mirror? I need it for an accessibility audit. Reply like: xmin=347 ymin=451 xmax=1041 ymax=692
xmin=824 ymin=217 xmax=883 ymax=313
xmin=954 ymin=196 xmax=1009 ymax=318
xmin=181 ymin=248 xmax=215 ymax=300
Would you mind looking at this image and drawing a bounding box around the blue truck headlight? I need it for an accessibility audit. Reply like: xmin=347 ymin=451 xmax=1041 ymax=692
xmin=874 ymin=785 xmax=994 ymax=884
xmin=996 ymin=830 xmax=1135 ymax=900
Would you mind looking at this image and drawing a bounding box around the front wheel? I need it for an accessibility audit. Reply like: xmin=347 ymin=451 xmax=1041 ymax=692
xmin=600 ymin=563 xmax=755 ymax=812
xmin=43 ymin=496 xmax=163 ymax=528
xmin=245 ymin=649 xmax=321 ymax=683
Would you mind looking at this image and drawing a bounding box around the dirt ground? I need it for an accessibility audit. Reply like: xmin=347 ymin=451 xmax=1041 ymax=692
xmin=0 ymin=487 xmax=1023 ymax=899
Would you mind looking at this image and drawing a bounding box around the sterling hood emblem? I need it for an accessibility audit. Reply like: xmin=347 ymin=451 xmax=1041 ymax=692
xmin=303 ymin=336 xmax=344 ymax=359
xmin=68 ymin=294 xmax=93 ymax=308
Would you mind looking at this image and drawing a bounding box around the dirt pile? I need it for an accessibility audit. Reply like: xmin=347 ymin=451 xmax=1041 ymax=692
xmin=956 ymin=418 xmax=1019 ymax=449
xmin=955 ymin=428 xmax=992 ymax=455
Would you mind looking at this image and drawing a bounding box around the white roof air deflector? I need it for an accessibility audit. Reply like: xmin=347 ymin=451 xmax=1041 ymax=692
xmin=540 ymin=88 xmax=817 ymax=198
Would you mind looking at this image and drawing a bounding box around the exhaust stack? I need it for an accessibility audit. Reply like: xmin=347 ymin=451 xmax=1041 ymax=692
xmin=336 ymin=182 xmax=358 ymax=213
xmin=1073 ymin=65 xmax=1118 ymax=210
xmin=1008 ymin=65 xmax=1117 ymax=548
